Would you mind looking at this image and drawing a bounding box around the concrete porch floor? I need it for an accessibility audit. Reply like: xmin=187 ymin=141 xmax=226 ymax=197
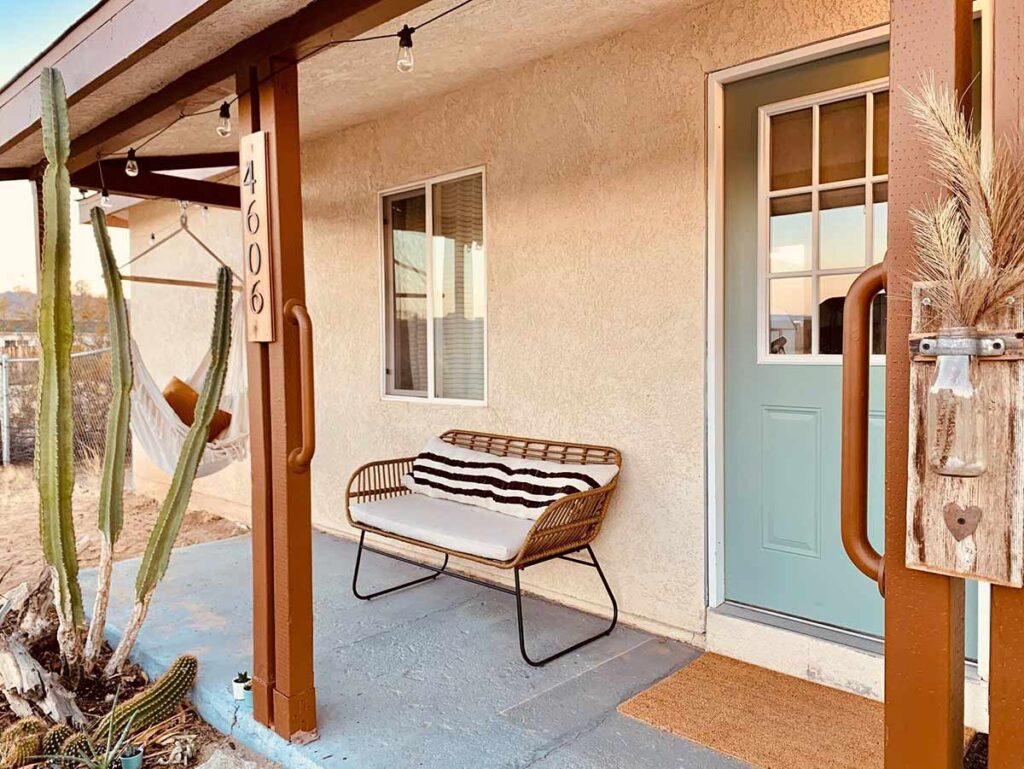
xmin=95 ymin=532 xmax=750 ymax=769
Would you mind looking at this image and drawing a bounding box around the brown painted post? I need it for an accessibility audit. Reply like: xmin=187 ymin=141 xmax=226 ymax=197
xmin=884 ymin=1 xmax=971 ymax=767
xmin=988 ymin=1 xmax=1024 ymax=764
xmin=237 ymin=64 xmax=277 ymax=730
xmin=258 ymin=57 xmax=318 ymax=742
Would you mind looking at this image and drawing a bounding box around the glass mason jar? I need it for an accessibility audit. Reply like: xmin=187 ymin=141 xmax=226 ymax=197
xmin=927 ymin=335 xmax=986 ymax=477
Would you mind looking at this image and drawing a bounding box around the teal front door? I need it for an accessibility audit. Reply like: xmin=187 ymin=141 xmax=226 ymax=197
xmin=722 ymin=45 xmax=977 ymax=651
xmin=716 ymin=45 xmax=978 ymax=651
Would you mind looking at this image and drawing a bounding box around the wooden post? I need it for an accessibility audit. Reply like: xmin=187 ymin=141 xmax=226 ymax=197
xmin=258 ymin=57 xmax=318 ymax=742
xmin=988 ymin=1 xmax=1024 ymax=764
xmin=884 ymin=1 xmax=972 ymax=767
xmin=237 ymin=64 xmax=277 ymax=731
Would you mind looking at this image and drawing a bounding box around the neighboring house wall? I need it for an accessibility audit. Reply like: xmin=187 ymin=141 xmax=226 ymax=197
xmin=127 ymin=199 xmax=251 ymax=525
xmin=127 ymin=0 xmax=888 ymax=641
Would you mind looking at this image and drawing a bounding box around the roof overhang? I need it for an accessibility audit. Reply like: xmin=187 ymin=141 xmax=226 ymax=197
xmin=0 ymin=0 xmax=435 ymax=175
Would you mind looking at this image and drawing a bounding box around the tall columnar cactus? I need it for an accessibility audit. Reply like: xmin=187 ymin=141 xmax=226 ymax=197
xmin=84 ymin=209 xmax=133 ymax=670
xmin=93 ymin=655 xmax=197 ymax=741
xmin=104 ymin=269 xmax=233 ymax=675
xmin=35 ymin=66 xmax=82 ymax=665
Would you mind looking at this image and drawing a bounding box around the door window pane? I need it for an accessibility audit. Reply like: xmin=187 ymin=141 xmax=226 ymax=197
xmin=872 ymin=182 xmax=888 ymax=263
xmin=769 ymin=194 xmax=812 ymax=273
xmin=820 ymin=187 xmax=866 ymax=270
xmin=872 ymin=91 xmax=889 ymax=176
xmin=820 ymin=97 xmax=867 ymax=183
xmin=770 ymin=108 xmax=813 ymax=190
xmin=769 ymin=277 xmax=812 ymax=355
xmin=386 ymin=191 xmax=428 ymax=395
xmin=819 ymin=273 xmax=857 ymax=354
xmin=432 ymin=174 xmax=485 ymax=401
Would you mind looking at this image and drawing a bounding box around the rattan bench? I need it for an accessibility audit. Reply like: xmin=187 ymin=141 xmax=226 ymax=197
xmin=344 ymin=429 xmax=622 ymax=666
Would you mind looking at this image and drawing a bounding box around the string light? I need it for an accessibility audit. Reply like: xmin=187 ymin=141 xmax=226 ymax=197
xmin=96 ymin=158 xmax=113 ymax=208
xmin=217 ymin=102 xmax=232 ymax=137
xmin=125 ymin=148 xmax=139 ymax=177
xmin=396 ymin=25 xmax=415 ymax=73
xmin=201 ymin=205 xmax=210 ymax=220
xmin=93 ymin=0 xmax=481 ymax=183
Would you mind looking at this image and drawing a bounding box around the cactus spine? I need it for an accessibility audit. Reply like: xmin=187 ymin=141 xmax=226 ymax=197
xmin=0 ymin=718 xmax=46 ymax=769
xmin=42 ymin=724 xmax=75 ymax=756
xmin=94 ymin=655 xmax=197 ymax=741
xmin=35 ymin=66 xmax=82 ymax=665
xmin=104 ymin=268 xmax=232 ymax=677
xmin=84 ymin=209 xmax=133 ymax=670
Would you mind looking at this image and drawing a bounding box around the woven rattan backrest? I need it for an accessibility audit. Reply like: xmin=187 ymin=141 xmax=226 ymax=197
xmin=440 ymin=430 xmax=621 ymax=467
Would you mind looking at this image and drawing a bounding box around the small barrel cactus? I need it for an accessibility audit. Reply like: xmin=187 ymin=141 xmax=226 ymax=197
xmin=59 ymin=731 xmax=94 ymax=759
xmin=93 ymin=655 xmax=198 ymax=741
xmin=0 ymin=718 xmax=46 ymax=767
xmin=42 ymin=724 xmax=75 ymax=756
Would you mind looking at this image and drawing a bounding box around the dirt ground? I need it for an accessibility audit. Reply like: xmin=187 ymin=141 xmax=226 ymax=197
xmin=0 ymin=464 xmax=278 ymax=768
xmin=0 ymin=463 xmax=246 ymax=591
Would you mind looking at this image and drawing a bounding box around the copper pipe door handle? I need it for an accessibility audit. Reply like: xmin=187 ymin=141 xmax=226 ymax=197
xmin=840 ymin=261 xmax=886 ymax=595
xmin=284 ymin=300 xmax=316 ymax=473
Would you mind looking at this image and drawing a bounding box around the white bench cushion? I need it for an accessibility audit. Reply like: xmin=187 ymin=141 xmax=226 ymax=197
xmin=350 ymin=493 xmax=535 ymax=562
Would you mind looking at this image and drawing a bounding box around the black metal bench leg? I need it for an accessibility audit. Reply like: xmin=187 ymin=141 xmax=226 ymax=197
xmin=515 ymin=545 xmax=619 ymax=667
xmin=352 ymin=531 xmax=450 ymax=600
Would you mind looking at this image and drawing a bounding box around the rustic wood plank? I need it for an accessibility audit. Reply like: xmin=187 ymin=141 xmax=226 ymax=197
xmin=905 ymin=284 xmax=1024 ymax=586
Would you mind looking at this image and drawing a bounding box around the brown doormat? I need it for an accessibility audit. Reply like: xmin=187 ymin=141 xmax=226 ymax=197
xmin=620 ymin=653 xmax=971 ymax=769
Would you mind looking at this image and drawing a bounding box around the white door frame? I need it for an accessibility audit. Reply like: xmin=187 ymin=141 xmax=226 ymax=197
xmin=704 ymin=4 xmax=991 ymax=673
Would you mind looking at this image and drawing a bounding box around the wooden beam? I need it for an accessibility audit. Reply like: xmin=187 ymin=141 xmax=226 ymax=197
xmin=0 ymin=167 xmax=32 ymax=181
xmin=260 ymin=58 xmax=318 ymax=743
xmin=988 ymin=1 xmax=1024 ymax=766
xmin=70 ymin=163 xmax=239 ymax=208
xmin=883 ymin=1 xmax=972 ymax=768
xmin=66 ymin=0 xmax=432 ymax=172
xmin=238 ymin=63 xmax=277 ymax=733
xmin=128 ymin=152 xmax=238 ymax=171
xmin=0 ymin=0 xmax=234 ymax=159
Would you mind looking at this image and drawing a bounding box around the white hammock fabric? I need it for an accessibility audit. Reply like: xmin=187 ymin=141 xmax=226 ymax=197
xmin=130 ymin=298 xmax=249 ymax=478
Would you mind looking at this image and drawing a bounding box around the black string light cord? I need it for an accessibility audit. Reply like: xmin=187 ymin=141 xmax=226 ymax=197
xmin=98 ymin=0 xmax=482 ymax=165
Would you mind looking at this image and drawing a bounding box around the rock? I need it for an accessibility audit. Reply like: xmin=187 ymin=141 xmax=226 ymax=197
xmin=197 ymin=749 xmax=257 ymax=769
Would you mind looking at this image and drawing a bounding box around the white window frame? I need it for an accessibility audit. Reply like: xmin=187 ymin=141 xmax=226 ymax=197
xmin=378 ymin=166 xmax=488 ymax=406
xmin=756 ymin=77 xmax=889 ymax=366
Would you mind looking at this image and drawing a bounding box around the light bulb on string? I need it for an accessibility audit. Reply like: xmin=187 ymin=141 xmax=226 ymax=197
xmin=217 ymin=102 xmax=232 ymax=138
xmin=201 ymin=205 xmax=210 ymax=221
xmin=396 ymin=25 xmax=415 ymax=73
xmin=125 ymin=148 xmax=139 ymax=177
xmin=100 ymin=189 xmax=112 ymax=209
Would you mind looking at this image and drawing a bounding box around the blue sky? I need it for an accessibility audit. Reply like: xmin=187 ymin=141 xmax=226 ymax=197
xmin=0 ymin=1 xmax=98 ymax=85
xmin=0 ymin=0 xmax=125 ymax=295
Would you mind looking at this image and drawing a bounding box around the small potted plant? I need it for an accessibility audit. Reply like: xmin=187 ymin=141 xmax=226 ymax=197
xmin=243 ymin=681 xmax=254 ymax=709
xmin=120 ymin=744 xmax=143 ymax=769
xmin=232 ymin=671 xmax=250 ymax=701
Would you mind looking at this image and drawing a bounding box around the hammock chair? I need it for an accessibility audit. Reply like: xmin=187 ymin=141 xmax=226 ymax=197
xmin=122 ymin=203 xmax=248 ymax=478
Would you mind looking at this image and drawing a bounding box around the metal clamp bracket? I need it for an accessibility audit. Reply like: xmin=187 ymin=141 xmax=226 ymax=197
xmin=917 ymin=335 xmax=1009 ymax=357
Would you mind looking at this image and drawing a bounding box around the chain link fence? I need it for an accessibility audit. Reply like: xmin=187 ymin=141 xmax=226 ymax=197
xmin=0 ymin=347 xmax=128 ymax=467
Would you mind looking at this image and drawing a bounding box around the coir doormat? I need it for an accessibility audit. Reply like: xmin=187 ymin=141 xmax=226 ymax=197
xmin=620 ymin=653 xmax=974 ymax=769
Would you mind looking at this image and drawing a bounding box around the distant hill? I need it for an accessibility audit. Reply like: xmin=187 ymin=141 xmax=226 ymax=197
xmin=0 ymin=290 xmax=108 ymax=334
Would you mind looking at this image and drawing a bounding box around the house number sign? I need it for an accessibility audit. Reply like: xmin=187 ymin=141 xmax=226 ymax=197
xmin=240 ymin=131 xmax=275 ymax=342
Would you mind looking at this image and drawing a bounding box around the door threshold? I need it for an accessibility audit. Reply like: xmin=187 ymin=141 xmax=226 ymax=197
xmin=713 ymin=601 xmax=883 ymax=656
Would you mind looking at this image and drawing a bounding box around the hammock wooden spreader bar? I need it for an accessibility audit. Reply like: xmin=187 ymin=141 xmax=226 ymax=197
xmin=121 ymin=274 xmax=243 ymax=291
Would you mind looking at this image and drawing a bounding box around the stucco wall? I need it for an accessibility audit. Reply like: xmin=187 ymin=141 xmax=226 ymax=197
xmin=128 ymin=0 xmax=887 ymax=640
xmin=127 ymin=199 xmax=252 ymax=525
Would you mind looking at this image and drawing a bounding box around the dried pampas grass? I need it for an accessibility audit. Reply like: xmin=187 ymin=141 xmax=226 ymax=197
xmin=908 ymin=77 xmax=1024 ymax=327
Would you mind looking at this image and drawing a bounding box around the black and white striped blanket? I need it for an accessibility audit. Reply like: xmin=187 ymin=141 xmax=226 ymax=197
xmin=402 ymin=437 xmax=619 ymax=521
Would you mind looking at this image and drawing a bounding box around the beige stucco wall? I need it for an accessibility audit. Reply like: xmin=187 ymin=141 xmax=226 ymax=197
xmin=127 ymin=0 xmax=887 ymax=641
xmin=126 ymin=199 xmax=252 ymax=525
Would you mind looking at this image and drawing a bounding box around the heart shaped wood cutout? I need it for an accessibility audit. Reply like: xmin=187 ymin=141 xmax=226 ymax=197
xmin=943 ymin=502 xmax=982 ymax=541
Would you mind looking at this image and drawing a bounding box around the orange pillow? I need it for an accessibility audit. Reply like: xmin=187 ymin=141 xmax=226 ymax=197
xmin=163 ymin=377 xmax=232 ymax=442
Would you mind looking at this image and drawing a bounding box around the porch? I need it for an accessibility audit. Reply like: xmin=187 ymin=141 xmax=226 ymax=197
xmin=92 ymin=532 xmax=743 ymax=769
